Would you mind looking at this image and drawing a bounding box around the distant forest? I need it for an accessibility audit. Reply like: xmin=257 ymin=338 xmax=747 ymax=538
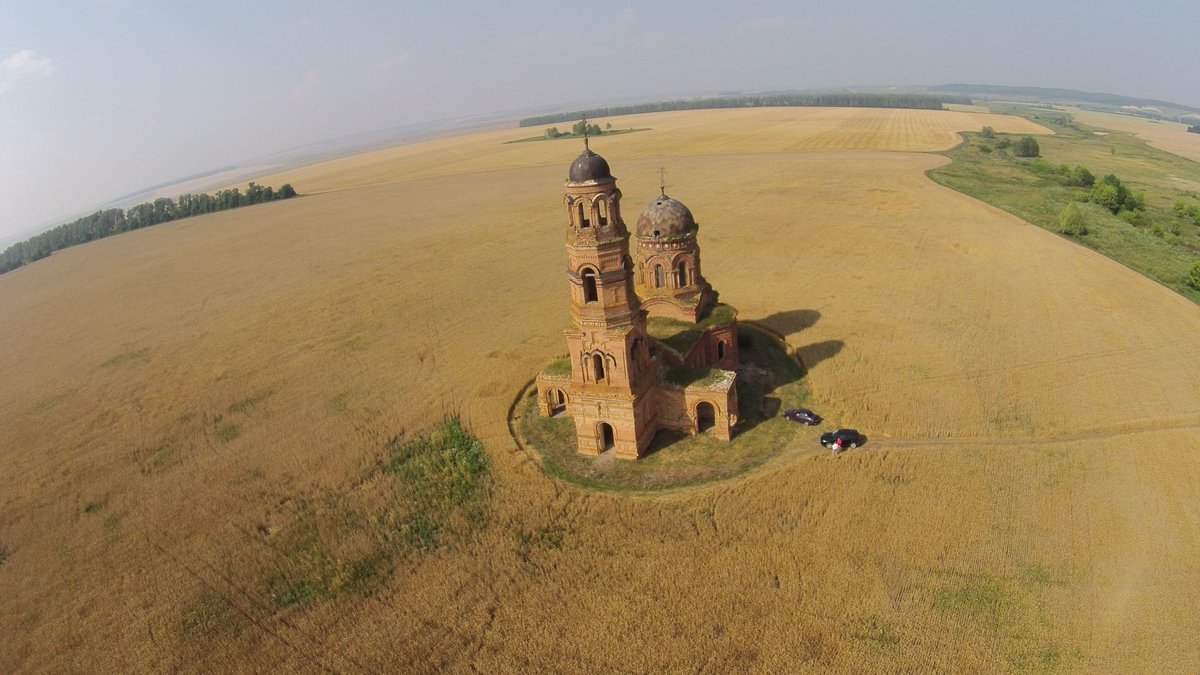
xmin=518 ymin=92 xmax=973 ymax=127
xmin=1 ymin=182 xmax=297 ymax=275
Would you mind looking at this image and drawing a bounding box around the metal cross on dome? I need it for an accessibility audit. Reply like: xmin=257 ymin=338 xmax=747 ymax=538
xmin=659 ymin=166 xmax=667 ymax=196
xmin=581 ymin=116 xmax=590 ymax=151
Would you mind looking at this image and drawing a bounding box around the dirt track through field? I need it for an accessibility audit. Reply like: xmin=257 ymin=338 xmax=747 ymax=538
xmin=3 ymin=107 xmax=1199 ymax=672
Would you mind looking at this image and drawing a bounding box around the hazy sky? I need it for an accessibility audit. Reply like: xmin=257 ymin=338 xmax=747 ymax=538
xmin=2 ymin=0 xmax=1197 ymax=241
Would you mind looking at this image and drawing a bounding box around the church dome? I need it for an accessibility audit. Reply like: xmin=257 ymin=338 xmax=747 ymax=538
xmin=568 ymin=149 xmax=612 ymax=183
xmin=636 ymin=194 xmax=696 ymax=238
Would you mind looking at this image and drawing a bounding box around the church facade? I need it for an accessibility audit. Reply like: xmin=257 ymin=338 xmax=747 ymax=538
xmin=535 ymin=142 xmax=740 ymax=460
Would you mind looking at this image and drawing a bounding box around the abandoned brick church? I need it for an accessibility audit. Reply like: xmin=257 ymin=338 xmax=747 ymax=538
xmin=535 ymin=140 xmax=740 ymax=460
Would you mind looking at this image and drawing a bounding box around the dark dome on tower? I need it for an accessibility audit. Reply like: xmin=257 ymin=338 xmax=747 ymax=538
xmin=636 ymin=194 xmax=696 ymax=238
xmin=568 ymin=149 xmax=612 ymax=183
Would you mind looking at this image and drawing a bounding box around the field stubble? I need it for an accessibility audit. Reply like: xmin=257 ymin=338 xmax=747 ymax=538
xmin=1 ymin=108 xmax=1199 ymax=672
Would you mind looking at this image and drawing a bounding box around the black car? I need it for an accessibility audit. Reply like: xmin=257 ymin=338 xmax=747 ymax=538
xmin=783 ymin=408 xmax=822 ymax=425
xmin=820 ymin=429 xmax=864 ymax=451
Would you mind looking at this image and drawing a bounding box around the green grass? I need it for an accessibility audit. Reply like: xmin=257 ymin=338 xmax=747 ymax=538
xmin=133 ymin=445 xmax=181 ymax=475
xmin=229 ymin=389 xmax=274 ymax=414
xmin=933 ymin=580 xmax=1018 ymax=630
xmin=645 ymin=302 xmax=738 ymax=355
xmin=28 ymin=391 xmax=73 ymax=416
xmin=329 ymin=390 xmax=352 ymax=416
xmin=263 ymin=418 xmax=491 ymax=609
xmin=181 ymin=593 xmax=243 ymax=639
xmin=100 ymin=347 xmax=151 ymax=368
xmin=929 ymin=104 xmax=1200 ymax=304
xmin=212 ymin=421 xmax=240 ymax=442
xmin=541 ymin=357 xmax=572 ymax=378
xmin=852 ymin=616 xmax=899 ymax=649
xmin=504 ymin=127 xmax=651 ymax=144
xmin=662 ymin=366 xmax=730 ymax=388
xmin=519 ymin=325 xmax=807 ymax=492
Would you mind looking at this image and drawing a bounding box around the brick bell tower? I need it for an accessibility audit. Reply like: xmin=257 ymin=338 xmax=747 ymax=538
xmin=560 ymin=136 xmax=656 ymax=459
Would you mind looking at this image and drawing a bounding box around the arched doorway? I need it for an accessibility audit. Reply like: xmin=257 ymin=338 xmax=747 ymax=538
xmin=676 ymin=260 xmax=688 ymax=287
xmin=717 ymin=340 xmax=726 ymax=360
xmin=598 ymin=422 xmax=615 ymax=451
xmin=548 ymin=389 xmax=566 ymax=416
xmin=696 ymin=402 xmax=716 ymax=434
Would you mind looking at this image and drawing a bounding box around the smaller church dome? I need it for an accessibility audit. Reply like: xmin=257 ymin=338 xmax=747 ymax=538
xmin=568 ymin=149 xmax=612 ymax=183
xmin=636 ymin=194 xmax=696 ymax=238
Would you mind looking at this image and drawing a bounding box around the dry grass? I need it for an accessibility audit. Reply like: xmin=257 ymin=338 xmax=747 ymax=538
xmin=2 ymin=107 xmax=1199 ymax=672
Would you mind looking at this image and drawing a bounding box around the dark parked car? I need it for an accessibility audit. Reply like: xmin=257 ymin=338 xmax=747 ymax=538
xmin=821 ymin=429 xmax=864 ymax=451
xmin=783 ymin=408 xmax=822 ymax=425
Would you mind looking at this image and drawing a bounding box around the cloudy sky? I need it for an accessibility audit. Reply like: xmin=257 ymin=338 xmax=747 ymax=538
xmin=1 ymin=0 xmax=1197 ymax=241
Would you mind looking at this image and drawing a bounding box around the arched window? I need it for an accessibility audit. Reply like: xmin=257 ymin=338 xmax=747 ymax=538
xmin=676 ymin=261 xmax=688 ymax=287
xmin=717 ymin=340 xmax=726 ymax=360
xmin=582 ymin=269 xmax=598 ymax=303
xmin=592 ymin=354 xmax=606 ymax=383
xmin=597 ymin=199 xmax=609 ymax=226
xmin=577 ymin=202 xmax=590 ymax=228
xmin=654 ymin=264 xmax=665 ymax=289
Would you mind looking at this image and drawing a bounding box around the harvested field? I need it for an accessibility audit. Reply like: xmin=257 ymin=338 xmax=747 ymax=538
xmin=2 ymin=107 xmax=1199 ymax=672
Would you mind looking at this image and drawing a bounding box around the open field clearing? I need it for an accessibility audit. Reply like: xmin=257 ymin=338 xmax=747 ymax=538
xmin=1067 ymin=107 xmax=1200 ymax=163
xmin=2 ymin=108 xmax=1199 ymax=672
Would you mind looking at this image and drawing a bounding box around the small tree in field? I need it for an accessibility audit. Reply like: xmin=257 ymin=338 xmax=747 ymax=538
xmin=980 ymin=125 xmax=995 ymax=138
xmin=1058 ymin=203 xmax=1089 ymax=236
xmin=1013 ymin=136 xmax=1040 ymax=157
xmin=1189 ymin=261 xmax=1200 ymax=291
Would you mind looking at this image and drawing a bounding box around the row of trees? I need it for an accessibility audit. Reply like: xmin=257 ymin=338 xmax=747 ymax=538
xmin=1 ymin=182 xmax=297 ymax=275
xmin=544 ymin=120 xmax=609 ymax=139
xmin=519 ymin=93 xmax=972 ymax=127
xmin=1188 ymin=124 xmax=1200 ymax=134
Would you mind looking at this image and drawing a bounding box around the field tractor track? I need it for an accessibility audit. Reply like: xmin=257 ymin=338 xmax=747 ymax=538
xmin=873 ymin=413 xmax=1200 ymax=450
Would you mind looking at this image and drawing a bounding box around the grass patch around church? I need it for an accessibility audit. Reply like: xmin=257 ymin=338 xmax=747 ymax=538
xmin=517 ymin=325 xmax=808 ymax=492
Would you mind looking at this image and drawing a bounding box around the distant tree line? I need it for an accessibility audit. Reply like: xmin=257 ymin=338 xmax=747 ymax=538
xmin=519 ymin=93 xmax=973 ymax=127
xmin=1 ymin=182 xmax=297 ymax=275
xmin=1188 ymin=124 xmax=1200 ymax=134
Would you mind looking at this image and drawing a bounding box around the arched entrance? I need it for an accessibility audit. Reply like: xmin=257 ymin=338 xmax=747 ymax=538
xmin=598 ymin=422 xmax=615 ymax=451
xmin=696 ymin=402 xmax=716 ymax=434
xmin=548 ymin=389 xmax=567 ymax=416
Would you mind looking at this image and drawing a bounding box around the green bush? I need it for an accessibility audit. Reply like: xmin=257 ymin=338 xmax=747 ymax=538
xmin=1070 ymin=166 xmax=1095 ymax=187
xmin=1013 ymin=136 xmax=1041 ymax=157
xmin=1091 ymin=183 xmax=1123 ymax=213
xmin=980 ymin=125 xmax=995 ymax=138
xmin=1058 ymin=203 xmax=1089 ymax=236
xmin=1189 ymin=262 xmax=1200 ymax=290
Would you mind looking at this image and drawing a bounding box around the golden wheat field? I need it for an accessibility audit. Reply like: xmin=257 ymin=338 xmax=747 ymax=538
xmin=1067 ymin=107 xmax=1200 ymax=163
xmin=3 ymin=107 xmax=1200 ymax=673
